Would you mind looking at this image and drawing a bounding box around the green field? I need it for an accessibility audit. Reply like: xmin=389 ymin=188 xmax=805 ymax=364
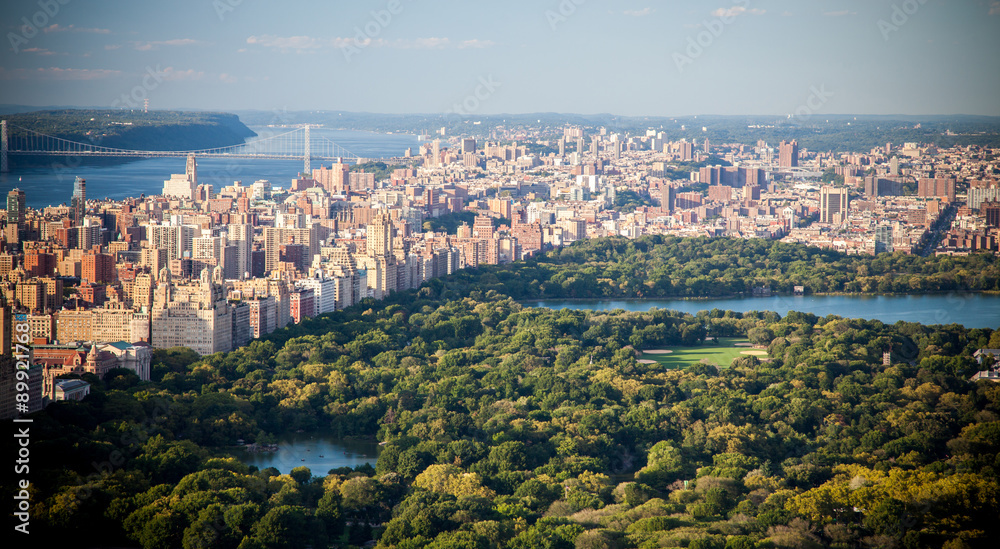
xmin=639 ymin=338 xmax=767 ymax=369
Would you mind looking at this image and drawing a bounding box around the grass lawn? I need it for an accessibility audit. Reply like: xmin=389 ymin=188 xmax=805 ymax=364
xmin=640 ymin=337 xmax=767 ymax=369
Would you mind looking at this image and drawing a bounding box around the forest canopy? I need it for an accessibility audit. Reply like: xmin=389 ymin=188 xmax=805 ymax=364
xmin=9 ymin=236 xmax=1000 ymax=549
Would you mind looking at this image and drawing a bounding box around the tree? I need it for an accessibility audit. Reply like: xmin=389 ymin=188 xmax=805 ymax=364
xmin=748 ymin=327 xmax=775 ymax=346
xmin=246 ymin=506 xmax=315 ymax=549
xmin=339 ymin=476 xmax=384 ymax=523
xmin=289 ymin=466 xmax=312 ymax=485
xmin=316 ymin=490 xmax=345 ymax=539
xmin=415 ymin=464 xmax=495 ymax=499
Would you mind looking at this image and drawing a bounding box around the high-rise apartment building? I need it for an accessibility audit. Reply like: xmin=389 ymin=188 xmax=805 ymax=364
xmin=150 ymin=267 xmax=232 ymax=356
xmin=313 ymin=163 xmax=351 ymax=194
xmin=71 ymin=177 xmax=86 ymax=226
xmin=983 ymin=202 xmax=1000 ymax=229
xmin=163 ymin=174 xmax=195 ymax=200
xmin=82 ymin=248 xmax=116 ymax=284
xmin=917 ymin=178 xmax=956 ymax=202
xmin=779 ymin=140 xmax=799 ymax=168
xmin=5 ymin=188 xmax=25 ymax=246
xmin=264 ymin=226 xmax=318 ymax=274
xmin=875 ymin=224 xmax=894 ymax=254
xmin=820 ymin=186 xmax=849 ymax=224
xmin=367 ymin=211 xmax=394 ymax=259
xmin=227 ymin=224 xmax=253 ymax=279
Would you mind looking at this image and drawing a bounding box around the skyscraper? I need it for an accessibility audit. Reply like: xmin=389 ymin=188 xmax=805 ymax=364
xmin=227 ymin=224 xmax=253 ymax=279
xmin=820 ymin=186 xmax=849 ymax=224
xmin=983 ymin=202 xmax=1000 ymax=229
xmin=5 ymin=188 xmax=25 ymax=246
xmin=71 ymin=177 xmax=86 ymax=227
xmin=431 ymin=140 xmax=441 ymax=167
xmin=875 ymin=224 xmax=894 ymax=254
xmin=779 ymin=140 xmax=799 ymax=168
xmin=367 ymin=211 xmax=394 ymax=259
xmin=186 ymin=155 xmax=198 ymax=187
xmin=660 ymin=184 xmax=677 ymax=212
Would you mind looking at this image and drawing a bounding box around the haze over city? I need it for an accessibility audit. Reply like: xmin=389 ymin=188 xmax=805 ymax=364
xmin=2 ymin=0 xmax=1000 ymax=115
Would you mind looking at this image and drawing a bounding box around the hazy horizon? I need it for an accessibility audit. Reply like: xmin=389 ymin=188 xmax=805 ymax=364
xmin=3 ymin=104 xmax=999 ymax=121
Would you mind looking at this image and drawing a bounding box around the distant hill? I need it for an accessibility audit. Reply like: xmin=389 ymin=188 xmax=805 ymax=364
xmin=3 ymin=109 xmax=257 ymax=154
xmin=234 ymin=109 xmax=1000 ymax=152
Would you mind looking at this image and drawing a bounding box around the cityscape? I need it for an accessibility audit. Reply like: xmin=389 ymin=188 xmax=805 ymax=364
xmin=2 ymin=1 xmax=1000 ymax=548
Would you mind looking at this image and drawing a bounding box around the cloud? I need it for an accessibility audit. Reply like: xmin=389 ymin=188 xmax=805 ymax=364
xmin=458 ymin=39 xmax=495 ymax=49
xmin=104 ymin=44 xmax=122 ymax=50
xmin=406 ymin=37 xmax=450 ymax=49
xmin=711 ymin=6 xmax=765 ymax=17
xmin=218 ymin=73 xmax=238 ymax=84
xmin=23 ymin=47 xmax=58 ymax=56
xmin=0 ymin=67 xmax=121 ymax=80
xmin=247 ymin=35 xmax=487 ymax=53
xmin=246 ymin=35 xmax=331 ymax=52
xmin=624 ymin=8 xmax=655 ymax=17
xmin=158 ymin=67 xmax=204 ymax=81
xmin=823 ymin=11 xmax=857 ymax=17
xmin=43 ymin=24 xmax=111 ymax=34
xmin=131 ymin=38 xmax=204 ymax=51
xmin=991 ymin=2 xmax=1000 ymax=15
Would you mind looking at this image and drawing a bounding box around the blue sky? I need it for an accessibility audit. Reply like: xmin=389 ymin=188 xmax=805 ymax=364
xmin=1 ymin=0 xmax=998 ymax=116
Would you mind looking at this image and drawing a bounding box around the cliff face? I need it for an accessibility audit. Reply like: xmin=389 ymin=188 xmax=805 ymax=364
xmin=4 ymin=110 xmax=258 ymax=152
xmin=98 ymin=117 xmax=258 ymax=151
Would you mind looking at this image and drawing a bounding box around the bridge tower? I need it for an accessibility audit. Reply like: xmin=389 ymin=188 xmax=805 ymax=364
xmin=1 ymin=120 xmax=7 ymax=173
xmin=303 ymin=124 xmax=311 ymax=175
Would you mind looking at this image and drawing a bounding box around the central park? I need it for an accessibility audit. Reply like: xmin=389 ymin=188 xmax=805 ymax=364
xmin=11 ymin=236 xmax=1000 ymax=549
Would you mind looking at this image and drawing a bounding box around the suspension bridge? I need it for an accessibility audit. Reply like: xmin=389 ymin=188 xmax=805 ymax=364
xmin=0 ymin=120 xmax=410 ymax=173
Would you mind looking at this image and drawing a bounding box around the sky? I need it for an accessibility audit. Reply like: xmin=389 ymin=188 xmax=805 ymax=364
xmin=1 ymin=0 xmax=999 ymax=117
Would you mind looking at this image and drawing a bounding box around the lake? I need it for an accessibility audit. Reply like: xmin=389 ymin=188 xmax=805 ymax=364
xmin=0 ymin=127 xmax=419 ymax=210
xmin=231 ymin=434 xmax=380 ymax=475
xmin=527 ymin=294 xmax=1000 ymax=329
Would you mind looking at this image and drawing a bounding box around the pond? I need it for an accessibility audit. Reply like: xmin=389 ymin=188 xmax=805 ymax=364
xmin=231 ymin=434 xmax=380 ymax=475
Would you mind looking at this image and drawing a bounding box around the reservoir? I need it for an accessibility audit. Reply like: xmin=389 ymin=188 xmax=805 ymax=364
xmin=528 ymin=294 xmax=1000 ymax=329
xmin=231 ymin=434 xmax=380 ymax=475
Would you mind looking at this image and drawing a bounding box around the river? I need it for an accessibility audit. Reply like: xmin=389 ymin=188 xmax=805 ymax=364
xmin=527 ymin=294 xmax=1000 ymax=329
xmin=0 ymin=127 xmax=419 ymax=210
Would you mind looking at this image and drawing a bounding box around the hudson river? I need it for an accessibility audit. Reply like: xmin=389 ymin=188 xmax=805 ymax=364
xmin=0 ymin=127 xmax=418 ymax=209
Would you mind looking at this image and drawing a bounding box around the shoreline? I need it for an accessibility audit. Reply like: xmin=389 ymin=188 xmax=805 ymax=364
xmin=520 ymin=289 xmax=995 ymax=304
